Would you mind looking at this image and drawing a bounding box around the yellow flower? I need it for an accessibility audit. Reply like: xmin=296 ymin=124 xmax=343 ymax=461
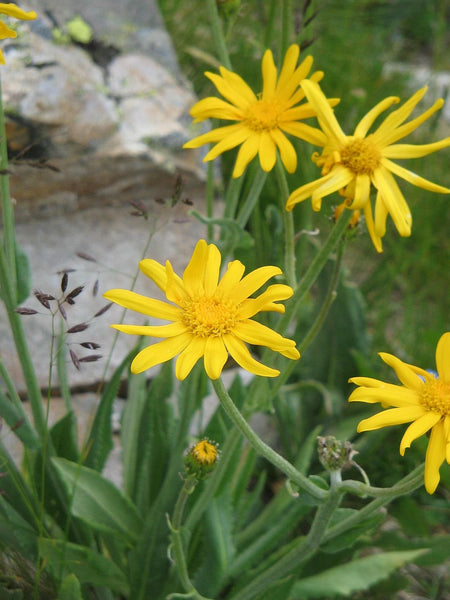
xmin=104 ymin=240 xmax=299 ymax=380
xmin=185 ymin=439 xmax=219 ymax=479
xmin=183 ymin=45 xmax=333 ymax=178
xmin=0 ymin=3 xmax=36 ymax=64
xmin=286 ymin=80 xmax=450 ymax=252
xmin=348 ymin=332 xmax=450 ymax=494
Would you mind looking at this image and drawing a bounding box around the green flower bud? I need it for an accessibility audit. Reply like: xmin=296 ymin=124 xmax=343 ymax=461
xmin=184 ymin=439 xmax=219 ymax=480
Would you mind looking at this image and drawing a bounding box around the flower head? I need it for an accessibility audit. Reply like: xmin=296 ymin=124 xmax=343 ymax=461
xmin=185 ymin=439 xmax=219 ymax=479
xmin=286 ymin=81 xmax=450 ymax=252
xmin=183 ymin=45 xmax=334 ymax=178
xmin=104 ymin=240 xmax=299 ymax=380
xmin=348 ymin=332 xmax=450 ymax=494
xmin=0 ymin=3 xmax=36 ymax=64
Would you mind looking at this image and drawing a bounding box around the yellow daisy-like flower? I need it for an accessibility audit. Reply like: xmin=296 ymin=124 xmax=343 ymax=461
xmin=348 ymin=332 xmax=450 ymax=494
xmin=286 ymin=80 xmax=450 ymax=252
xmin=0 ymin=3 xmax=36 ymax=64
xmin=104 ymin=240 xmax=300 ymax=380
xmin=183 ymin=44 xmax=333 ymax=178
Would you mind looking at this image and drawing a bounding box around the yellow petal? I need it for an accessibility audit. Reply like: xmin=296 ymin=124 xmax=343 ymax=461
xmin=436 ymin=332 xmax=450 ymax=382
xmin=103 ymin=289 xmax=180 ymax=320
xmin=382 ymin=158 xmax=450 ymax=194
xmin=182 ymin=240 xmax=208 ymax=297
xmin=353 ymin=96 xmax=400 ymax=138
xmin=139 ymin=258 xmax=167 ymax=291
xmin=232 ymin=266 xmax=282 ymax=304
xmin=270 ymin=128 xmax=297 ymax=173
xmin=258 ymin=130 xmax=277 ymax=172
xmin=349 ymin=384 xmax=420 ymax=407
xmin=204 ymin=336 xmax=228 ymax=379
xmin=279 ymin=121 xmax=327 ymax=146
xmin=301 ymin=80 xmax=346 ymax=144
xmin=206 ymin=69 xmax=255 ymax=109
xmin=424 ymin=420 xmax=446 ymax=494
xmin=204 ymin=243 xmax=222 ymax=296
xmin=383 ymin=138 xmax=450 ymax=159
xmin=190 ymin=97 xmax=242 ymax=121
xmin=175 ymin=337 xmax=206 ymax=380
xmin=379 ymin=352 xmax=425 ymax=391
xmin=371 ymin=167 xmax=412 ymax=237
xmin=165 ymin=260 xmax=187 ymax=305
xmin=203 ymin=125 xmax=250 ymax=162
xmin=0 ymin=3 xmax=36 ymax=20
xmin=374 ymin=189 xmax=388 ymax=237
xmin=112 ymin=322 xmax=185 ymax=338
xmin=216 ymin=259 xmax=246 ymax=295
xmin=381 ymin=98 xmax=445 ymax=147
xmin=131 ymin=333 xmax=192 ymax=374
xmin=232 ymin=133 xmax=260 ymax=178
xmin=183 ymin=123 xmax=245 ymax=149
xmin=311 ymin=167 xmax=354 ymax=208
xmin=238 ymin=284 xmax=294 ymax=318
xmin=261 ymin=48 xmax=277 ymax=100
xmin=0 ymin=48 xmax=5 ymax=64
xmin=400 ymin=412 xmax=441 ymax=455
xmin=219 ymin=67 xmax=258 ymax=105
xmin=348 ymin=173 xmax=370 ymax=210
xmin=234 ymin=319 xmax=299 ymax=357
xmin=373 ymin=87 xmax=428 ymax=146
xmin=0 ymin=20 xmax=16 ymax=38
xmin=362 ymin=201 xmax=383 ymax=253
xmin=286 ymin=172 xmax=333 ymax=211
xmin=223 ymin=334 xmax=280 ymax=377
xmin=276 ymin=44 xmax=302 ymax=96
xmin=357 ymin=406 xmax=426 ymax=432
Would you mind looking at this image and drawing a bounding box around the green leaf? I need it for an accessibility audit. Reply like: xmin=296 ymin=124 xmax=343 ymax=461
xmin=41 ymin=539 xmax=129 ymax=594
xmin=0 ymin=495 xmax=37 ymax=558
xmin=57 ymin=574 xmax=82 ymax=600
xmin=50 ymin=411 xmax=79 ymax=462
xmin=51 ymin=457 xmax=143 ymax=543
xmin=84 ymin=350 xmax=133 ymax=471
xmin=260 ymin=576 xmax=295 ymax=600
xmin=15 ymin=242 xmax=32 ymax=305
xmin=290 ymin=550 xmax=428 ymax=598
xmin=0 ymin=388 xmax=40 ymax=449
xmin=321 ymin=508 xmax=385 ymax=553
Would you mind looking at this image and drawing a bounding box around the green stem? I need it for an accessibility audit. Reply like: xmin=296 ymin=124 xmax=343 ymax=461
xmin=229 ymin=487 xmax=342 ymax=600
xmin=223 ymin=173 xmax=244 ymax=220
xmin=0 ymin=75 xmax=16 ymax=300
xmin=0 ymin=247 xmax=46 ymax=438
xmin=206 ymin=161 xmax=214 ymax=242
xmin=278 ymin=210 xmax=352 ymax=337
xmin=206 ymin=0 xmax=232 ymax=70
xmin=212 ymin=377 xmax=326 ymax=500
xmin=275 ymin=158 xmax=296 ymax=287
xmin=169 ymin=478 xmax=213 ymax=600
xmin=280 ymin=0 xmax=293 ymax=59
xmin=236 ymin=170 xmax=267 ymax=228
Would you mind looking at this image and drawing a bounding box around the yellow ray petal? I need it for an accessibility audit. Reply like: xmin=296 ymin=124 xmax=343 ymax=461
xmin=311 ymin=167 xmax=354 ymax=209
xmin=276 ymin=45 xmax=302 ymax=95
xmin=379 ymin=352 xmax=425 ymax=391
xmin=279 ymin=121 xmax=327 ymax=146
xmin=436 ymin=332 xmax=450 ymax=382
xmin=258 ymin=130 xmax=277 ymax=172
xmin=373 ymin=87 xmax=428 ymax=144
xmin=0 ymin=3 xmax=36 ymax=20
xmin=353 ymin=96 xmax=400 ymax=138
xmin=400 ymin=412 xmax=441 ymax=455
xmin=182 ymin=240 xmax=208 ymax=297
xmin=206 ymin=70 xmax=255 ymax=109
xmin=139 ymin=258 xmax=167 ymax=291
xmin=383 ymin=138 xmax=450 ymax=159
xmin=131 ymin=333 xmax=192 ymax=374
xmin=183 ymin=123 xmax=245 ymax=149
xmin=238 ymin=284 xmax=294 ymax=319
xmin=232 ymin=133 xmax=260 ymax=178
xmin=204 ymin=243 xmax=222 ymax=295
xmin=348 ymin=173 xmax=370 ymax=210
xmin=371 ymin=167 xmax=412 ymax=236
xmin=218 ymin=67 xmax=258 ymax=105
xmin=381 ymin=158 xmax=450 ymax=194
xmin=165 ymin=260 xmax=188 ymax=305
xmin=204 ymin=336 xmax=228 ymax=380
xmin=357 ymin=406 xmax=426 ymax=432
xmin=232 ymin=266 xmax=282 ymax=304
xmin=204 ymin=125 xmax=250 ymax=162
xmin=112 ymin=322 xmax=186 ymax=338
xmin=348 ymin=384 xmax=420 ymax=407
xmin=223 ymin=334 xmax=280 ymax=377
xmin=373 ymin=189 xmax=388 ymax=237
xmin=175 ymin=337 xmax=206 ymax=380
xmin=216 ymin=259 xmax=246 ymax=295
xmin=380 ymin=98 xmax=445 ymax=147
xmin=270 ymin=128 xmax=297 ymax=173
xmin=362 ymin=200 xmax=383 ymax=253
xmin=0 ymin=49 xmax=5 ymax=64
xmin=190 ymin=96 xmax=243 ymax=121
xmin=261 ymin=48 xmax=277 ymax=100
xmin=286 ymin=173 xmax=333 ymax=211
xmin=424 ymin=420 xmax=446 ymax=494
xmin=301 ymin=80 xmax=346 ymax=144
xmin=104 ymin=289 xmax=180 ymax=320
xmin=234 ymin=319 xmax=299 ymax=356
xmin=0 ymin=20 xmax=16 ymax=38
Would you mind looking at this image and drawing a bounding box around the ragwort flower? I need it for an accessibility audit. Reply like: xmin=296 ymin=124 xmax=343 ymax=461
xmin=183 ymin=44 xmax=333 ymax=178
xmin=0 ymin=3 xmax=36 ymax=64
xmin=104 ymin=240 xmax=299 ymax=380
xmin=286 ymin=80 xmax=450 ymax=252
xmin=349 ymin=332 xmax=450 ymax=494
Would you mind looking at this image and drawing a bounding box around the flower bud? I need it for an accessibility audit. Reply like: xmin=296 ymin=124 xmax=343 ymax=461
xmin=184 ymin=439 xmax=219 ymax=480
xmin=317 ymin=435 xmax=356 ymax=472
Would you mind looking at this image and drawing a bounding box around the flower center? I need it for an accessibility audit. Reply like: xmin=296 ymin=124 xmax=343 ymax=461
xmin=192 ymin=440 xmax=218 ymax=466
xmin=340 ymin=136 xmax=381 ymax=174
xmin=420 ymin=379 xmax=450 ymax=416
xmin=182 ymin=295 xmax=237 ymax=337
xmin=244 ymin=99 xmax=281 ymax=131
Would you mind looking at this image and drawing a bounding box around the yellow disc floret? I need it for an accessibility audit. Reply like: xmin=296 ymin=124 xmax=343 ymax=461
xmin=182 ymin=295 xmax=238 ymax=337
xmin=340 ymin=136 xmax=381 ymax=174
xmin=244 ymin=100 xmax=281 ymax=132
xmin=420 ymin=379 xmax=450 ymax=416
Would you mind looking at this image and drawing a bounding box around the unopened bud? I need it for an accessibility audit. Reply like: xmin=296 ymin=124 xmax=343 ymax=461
xmin=184 ymin=439 xmax=219 ymax=480
xmin=317 ymin=435 xmax=357 ymax=472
